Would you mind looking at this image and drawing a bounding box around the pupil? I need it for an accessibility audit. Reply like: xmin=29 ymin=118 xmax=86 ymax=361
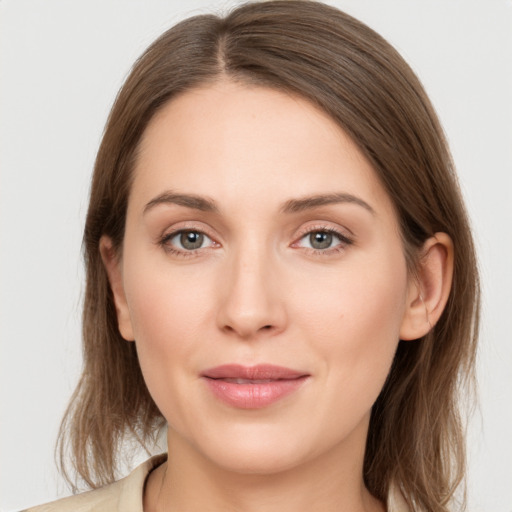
xmin=310 ymin=231 xmax=332 ymax=249
xmin=180 ymin=231 xmax=204 ymax=250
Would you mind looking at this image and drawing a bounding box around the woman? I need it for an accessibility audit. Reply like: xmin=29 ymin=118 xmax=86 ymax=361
xmin=24 ymin=1 xmax=479 ymax=511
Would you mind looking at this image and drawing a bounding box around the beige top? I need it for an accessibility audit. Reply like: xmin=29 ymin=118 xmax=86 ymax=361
xmin=24 ymin=454 xmax=410 ymax=512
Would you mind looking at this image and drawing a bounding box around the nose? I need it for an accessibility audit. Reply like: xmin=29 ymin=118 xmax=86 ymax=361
xmin=216 ymin=244 xmax=287 ymax=339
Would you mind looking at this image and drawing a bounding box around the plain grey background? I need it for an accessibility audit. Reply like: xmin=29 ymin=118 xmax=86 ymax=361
xmin=1 ymin=1 xmax=511 ymax=510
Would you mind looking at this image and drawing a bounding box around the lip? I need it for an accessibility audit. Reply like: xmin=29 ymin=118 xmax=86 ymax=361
xmin=201 ymin=364 xmax=309 ymax=409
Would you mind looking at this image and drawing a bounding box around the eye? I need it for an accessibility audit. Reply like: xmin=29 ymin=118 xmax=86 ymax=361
xmin=306 ymin=231 xmax=335 ymax=250
xmin=163 ymin=229 xmax=215 ymax=252
xmin=294 ymin=228 xmax=352 ymax=252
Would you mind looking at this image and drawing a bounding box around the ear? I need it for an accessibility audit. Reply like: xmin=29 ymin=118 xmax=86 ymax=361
xmin=99 ymin=236 xmax=135 ymax=341
xmin=400 ymin=232 xmax=454 ymax=340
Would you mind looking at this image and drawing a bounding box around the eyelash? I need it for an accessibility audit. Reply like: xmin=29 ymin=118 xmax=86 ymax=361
xmin=158 ymin=228 xmax=218 ymax=258
xmin=292 ymin=226 xmax=354 ymax=255
xmin=158 ymin=225 xmax=353 ymax=258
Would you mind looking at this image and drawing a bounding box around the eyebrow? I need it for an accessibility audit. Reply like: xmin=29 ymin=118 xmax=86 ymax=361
xmin=143 ymin=191 xmax=218 ymax=214
xmin=143 ymin=190 xmax=374 ymax=216
xmin=281 ymin=193 xmax=375 ymax=215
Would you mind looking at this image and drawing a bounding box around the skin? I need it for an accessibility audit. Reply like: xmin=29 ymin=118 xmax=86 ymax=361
xmin=101 ymin=81 xmax=453 ymax=512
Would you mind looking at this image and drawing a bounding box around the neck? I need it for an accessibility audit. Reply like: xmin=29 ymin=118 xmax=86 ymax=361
xmin=144 ymin=425 xmax=384 ymax=512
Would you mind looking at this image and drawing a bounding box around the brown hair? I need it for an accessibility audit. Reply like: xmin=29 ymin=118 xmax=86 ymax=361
xmin=58 ymin=2 xmax=479 ymax=510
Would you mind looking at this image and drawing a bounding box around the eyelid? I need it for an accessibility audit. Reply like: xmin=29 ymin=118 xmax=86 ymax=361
xmin=158 ymin=220 xmax=218 ymax=241
xmin=290 ymin=223 xmax=354 ymax=252
xmin=293 ymin=222 xmax=353 ymax=241
xmin=156 ymin=221 xmax=353 ymax=257
xmin=157 ymin=222 xmax=221 ymax=256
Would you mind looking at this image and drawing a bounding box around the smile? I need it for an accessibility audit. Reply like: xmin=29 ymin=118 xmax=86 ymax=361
xmin=201 ymin=364 xmax=310 ymax=409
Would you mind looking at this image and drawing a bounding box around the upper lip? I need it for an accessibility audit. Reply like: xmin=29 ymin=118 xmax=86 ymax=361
xmin=201 ymin=364 xmax=308 ymax=380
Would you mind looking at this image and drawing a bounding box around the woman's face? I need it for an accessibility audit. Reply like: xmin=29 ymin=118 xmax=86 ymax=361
xmin=110 ymin=81 xmax=415 ymax=474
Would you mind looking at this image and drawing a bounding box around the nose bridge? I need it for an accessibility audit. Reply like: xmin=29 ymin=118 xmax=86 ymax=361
xmin=217 ymin=236 xmax=285 ymax=338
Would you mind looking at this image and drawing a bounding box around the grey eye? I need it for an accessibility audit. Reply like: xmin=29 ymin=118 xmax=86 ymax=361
xmin=309 ymin=231 xmax=333 ymax=249
xmin=165 ymin=230 xmax=211 ymax=251
xmin=179 ymin=231 xmax=205 ymax=250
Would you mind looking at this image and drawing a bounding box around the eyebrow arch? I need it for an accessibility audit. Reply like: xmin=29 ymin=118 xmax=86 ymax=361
xmin=281 ymin=192 xmax=375 ymax=215
xmin=143 ymin=191 xmax=218 ymax=214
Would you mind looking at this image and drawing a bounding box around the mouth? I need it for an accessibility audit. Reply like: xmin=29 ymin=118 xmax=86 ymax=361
xmin=201 ymin=364 xmax=310 ymax=409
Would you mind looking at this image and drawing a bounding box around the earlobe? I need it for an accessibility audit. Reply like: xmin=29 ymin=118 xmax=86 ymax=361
xmin=400 ymin=233 xmax=454 ymax=341
xmin=99 ymin=236 xmax=135 ymax=342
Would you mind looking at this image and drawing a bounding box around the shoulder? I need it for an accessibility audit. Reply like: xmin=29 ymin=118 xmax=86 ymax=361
xmin=21 ymin=483 xmax=121 ymax=512
xmin=22 ymin=454 xmax=167 ymax=512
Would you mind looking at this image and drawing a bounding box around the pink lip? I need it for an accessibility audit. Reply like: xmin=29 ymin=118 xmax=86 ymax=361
xmin=201 ymin=364 xmax=309 ymax=409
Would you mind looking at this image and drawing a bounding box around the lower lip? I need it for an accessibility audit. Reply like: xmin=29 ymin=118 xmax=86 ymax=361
xmin=203 ymin=377 xmax=308 ymax=409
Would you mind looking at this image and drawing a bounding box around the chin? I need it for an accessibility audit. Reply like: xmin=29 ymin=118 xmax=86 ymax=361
xmin=188 ymin=417 xmax=348 ymax=477
xmin=208 ymin=441 xmax=310 ymax=476
xmin=175 ymin=419 xmax=314 ymax=476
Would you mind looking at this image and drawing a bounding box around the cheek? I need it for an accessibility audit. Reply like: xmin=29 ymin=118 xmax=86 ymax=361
xmin=121 ymin=255 xmax=216 ymax=419
xmin=299 ymin=251 xmax=407 ymax=333
xmin=122 ymin=241 xmax=217 ymax=346
xmin=128 ymin=274 xmax=210 ymax=346
xmin=293 ymin=249 xmax=409 ymax=400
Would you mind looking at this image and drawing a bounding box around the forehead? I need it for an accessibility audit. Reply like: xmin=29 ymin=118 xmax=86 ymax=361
xmin=130 ymin=80 xmax=395 ymax=219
